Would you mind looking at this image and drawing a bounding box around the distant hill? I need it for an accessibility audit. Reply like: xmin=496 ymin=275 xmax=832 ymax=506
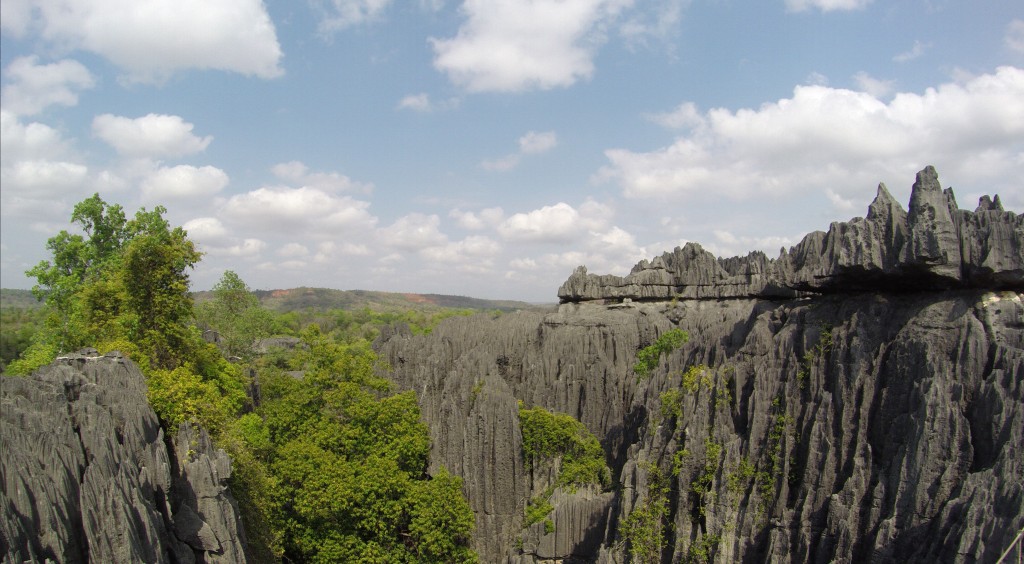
xmin=194 ymin=287 xmax=547 ymax=314
xmin=0 ymin=289 xmax=42 ymax=309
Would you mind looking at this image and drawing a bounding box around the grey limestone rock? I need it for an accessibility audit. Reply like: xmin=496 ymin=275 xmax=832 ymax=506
xmin=1 ymin=352 xmax=248 ymax=563
xmin=377 ymin=167 xmax=1023 ymax=563
xmin=558 ymin=167 xmax=1023 ymax=303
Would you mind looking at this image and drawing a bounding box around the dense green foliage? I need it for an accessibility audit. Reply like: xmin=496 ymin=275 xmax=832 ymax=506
xmin=518 ymin=403 xmax=610 ymax=489
xmin=619 ymin=463 xmax=669 ymax=564
xmin=10 ymin=195 xmax=478 ymax=563
xmin=0 ymin=306 xmax=46 ymax=370
xmin=634 ymin=328 xmax=689 ymax=378
xmin=234 ymin=328 xmax=476 ymax=562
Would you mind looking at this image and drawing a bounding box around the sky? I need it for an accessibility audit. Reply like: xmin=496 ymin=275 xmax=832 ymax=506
xmin=1 ymin=1 xmax=1022 ymax=303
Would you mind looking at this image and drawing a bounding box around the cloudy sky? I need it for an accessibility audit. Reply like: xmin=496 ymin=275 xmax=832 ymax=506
xmin=1 ymin=0 xmax=1021 ymax=302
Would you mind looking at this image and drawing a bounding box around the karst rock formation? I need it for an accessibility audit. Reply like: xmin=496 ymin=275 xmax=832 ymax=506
xmin=1 ymin=351 xmax=248 ymax=563
xmin=1 ymin=166 xmax=1021 ymax=563
xmin=375 ymin=167 xmax=1023 ymax=563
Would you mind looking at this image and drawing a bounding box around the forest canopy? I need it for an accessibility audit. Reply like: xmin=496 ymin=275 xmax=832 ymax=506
xmin=9 ymin=194 xmax=478 ymax=563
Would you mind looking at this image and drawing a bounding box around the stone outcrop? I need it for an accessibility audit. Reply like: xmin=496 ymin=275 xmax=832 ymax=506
xmin=558 ymin=166 xmax=1023 ymax=302
xmin=376 ymin=168 xmax=1023 ymax=563
xmin=1 ymin=351 xmax=247 ymax=563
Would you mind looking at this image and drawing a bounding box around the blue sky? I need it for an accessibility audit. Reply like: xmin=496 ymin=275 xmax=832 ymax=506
xmin=1 ymin=0 xmax=1022 ymax=302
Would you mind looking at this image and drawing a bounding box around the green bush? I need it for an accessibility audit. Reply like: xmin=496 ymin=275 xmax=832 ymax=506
xmin=634 ymin=328 xmax=689 ymax=378
xmin=519 ymin=404 xmax=610 ymax=489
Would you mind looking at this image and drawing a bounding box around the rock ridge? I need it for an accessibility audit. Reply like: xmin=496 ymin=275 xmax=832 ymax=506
xmin=1 ymin=351 xmax=247 ymax=563
xmin=558 ymin=166 xmax=1023 ymax=303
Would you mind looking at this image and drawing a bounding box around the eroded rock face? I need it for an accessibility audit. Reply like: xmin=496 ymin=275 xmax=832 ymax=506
xmin=1 ymin=352 xmax=247 ymax=563
xmin=376 ymin=168 xmax=1023 ymax=563
xmin=558 ymin=167 xmax=1023 ymax=302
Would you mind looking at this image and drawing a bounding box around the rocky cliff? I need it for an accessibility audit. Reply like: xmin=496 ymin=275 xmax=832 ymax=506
xmin=1 ymin=351 xmax=247 ymax=563
xmin=375 ymin=167 xmax=1023 ymax=563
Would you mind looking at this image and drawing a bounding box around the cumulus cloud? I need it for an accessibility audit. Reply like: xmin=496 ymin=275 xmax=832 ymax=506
xmin=140 ymin=165 xmax=229 ymax=200
xmin=222 ymin=186 xmax=377 ymax=233
xmin=784 ymin=0 xmax=872 ymax=12
xmin=93 ymin=114 xmax=212 ymax=158
xmin=271 ymin=161 xmax=373 ymax=194
xmin=1 ymin=110 xmax=74 ymax=163
xmin=646 ymin=101 xmax=702 ymax=129
xmin=431 ymin=0 xmax=632 ymax=92
xmin=421 ymin=235 xmax=501 ymax=265
xmin=497 ymin=201 xmax=611 ymax=243
xmin=5 ymin=0 xmax=282 ymax=82
xmin=0 ymin=111 xmax=87 ymax=208
xmin=852 ymin=71 xmax=894 ymax=98
xmin=450 ymin=207 xmax=504 ymax=230
xmin=379 ymin=213 xmax=448 ymax=251
xmin=1 ymin=56 xmax=95 ymax=116
xmin=598 ymin=66 xmax=1024 ymax=207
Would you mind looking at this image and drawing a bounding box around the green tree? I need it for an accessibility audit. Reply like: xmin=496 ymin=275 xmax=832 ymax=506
xmin=196 ymin=271 xmax=274 ymax=361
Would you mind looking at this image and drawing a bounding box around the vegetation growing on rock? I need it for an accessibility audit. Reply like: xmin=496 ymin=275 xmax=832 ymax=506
xmin=518 ymin=403 xmax=611 ymax=489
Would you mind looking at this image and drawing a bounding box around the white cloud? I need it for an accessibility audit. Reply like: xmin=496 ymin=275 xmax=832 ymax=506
xmin=222 ymin=186 xmax=377 ymax=233
xmin=450 ymin=207 xmax=504 ymax=229
xmin=93 ymin=114 xmax=212 ymax=158
xmin=0 ymin=0 xmax=33 ymax=37
xmin=397 ymin=93 xmax=433 ymax=112
xmin=379 ymin=213 xmax=448 ymax=251
xmin=705 ymin=231 xmax=796 ymax=260
xmin=805 ymin=72 xmax=829 ymax=87
xmin=497 ymin=201 xmax=610 ymax=243
xmin=0 ymin=111 xmax=86 ymax=208
xmin=1 ymin=110 xmax=74 ymax=163
xmin=183 ymin=217 xmax=229 ymax=242
xmin=519 ymin=130 xmax=558 ymax=154
xmin=140 ymin=165 xmax=229 ymax=200
xmin=483 ymin=130 xmax=558 ymax=170
xmin=618 ymin=0 xmax=686 ymax=49
xmin=646 ymin=101 xmax=703 ymax=129
xmin=598 ymin=66 xmax=1024 ymax=207
xmin=785 ymin=0 xmax=871 ymax=12
xmin=316 ymin=0 xmax=393 ymax=31
xmin=893 ymin=40 xmax=929 ymax=63
xmin=271 ymin=161 xmax=373 ymax=194
xmin=852 ymin=71 xmax=894 ymax=98
xmin=1 ymin=56 xmax=95 ymax=116
xmin=8 ymin=0 xmax=282 ymax=82
xmin=0 ymin=160 xmax=89 ymax=198
xmin=278 ymin=243 xmax=310 ymax=258
xmin=1007 ymin=20 xmax=1024 ymax=55
xmin=421 ymin=235 xmax=501 ymax=264
xmin=431 ymin=0 xmax=632 ymax=92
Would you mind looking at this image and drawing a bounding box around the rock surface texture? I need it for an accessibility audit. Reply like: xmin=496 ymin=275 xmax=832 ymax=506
xmin=376 ymin=168 xmax=1023 ymax=563
xmin=1 ymin=351 xmax=247 ymax=563
xmin=558 ymin=166 xmax=1023 ymax=302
